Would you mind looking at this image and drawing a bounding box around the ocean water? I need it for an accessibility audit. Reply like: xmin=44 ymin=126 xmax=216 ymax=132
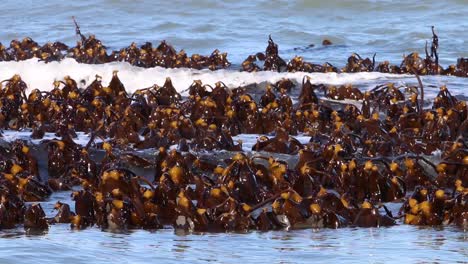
xmin=0 ymin=188 xmax=466 ymax=264
xmin=0 ymin=0 xmax=467 ymax=263
xmin=0 ymin=0 xmax=467 ymax=98
xmin=1 ymin=0 xmax=467 ymax=66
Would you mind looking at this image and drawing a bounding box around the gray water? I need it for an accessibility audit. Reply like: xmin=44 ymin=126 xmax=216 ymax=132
xmin=1 ymin=225 xmax=467 ymax=264
xmin=1 ymin=0 xmax=467 ymax=66
xmin=0 ymin=0 xmax=467 ymax=263
xmin=0 ymin=191 xmax=466 ymax=264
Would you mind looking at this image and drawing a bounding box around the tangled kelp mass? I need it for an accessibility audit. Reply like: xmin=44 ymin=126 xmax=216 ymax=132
xmin=0 ymin=36 xmax=230 ymax=71
xmin=0 ymin=18 xmax=231 ymax=71
xmin=241 ymin=32 xmax=467 ymax=77
xmin=0 ymin=21 xmax=467 ymax=76
xmin=0 ymin=71 xmax=466 ymax=233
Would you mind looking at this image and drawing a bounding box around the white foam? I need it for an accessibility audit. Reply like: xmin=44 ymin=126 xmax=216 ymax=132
xmin=1 ymin=130 xmax=100 ymax=146
xmin=0 ymin=59 xmax=403 ymax=95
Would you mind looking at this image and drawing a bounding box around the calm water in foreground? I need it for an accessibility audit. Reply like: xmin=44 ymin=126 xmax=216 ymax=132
xmin=0 ymin=224 xmax=467 ymax=263
xmin=0 ymin=188 xmax=467 ymax=264
xmin=0 ymin=0 xmax=467 ymax=263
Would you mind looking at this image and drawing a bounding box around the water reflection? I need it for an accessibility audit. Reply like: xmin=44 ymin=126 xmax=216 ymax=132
xmin=172 ymin=236 xmax=193 ymax=258
xmin=0 ymin=229 xmax=25 ymax=239
xmin=271 ymin=231 xmax=294 ymax=241
xmin=100 ymin=231 xmax=132 ymax=252
xmin=0 ymin=224 xmax=467 ymax=263
xmin=25 ymin=228 xmax=49 ymax=237
xmin=310 ymin=230 xmax=328 ymax=242
xmin=414 ymin=227 xmax=446 ymax=250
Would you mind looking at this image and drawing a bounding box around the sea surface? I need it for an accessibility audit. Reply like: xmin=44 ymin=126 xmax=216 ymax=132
xmin=0 ymin=187 xmax=466 ymax=264
xmin=0 ymin=0 xmax=467 ymax=263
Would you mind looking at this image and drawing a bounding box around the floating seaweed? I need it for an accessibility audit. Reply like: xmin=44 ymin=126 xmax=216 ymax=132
xmin=0 ymin=22 xmax=466 ymax=77
xmin=0 ymin=70 xmax=466 ymax=232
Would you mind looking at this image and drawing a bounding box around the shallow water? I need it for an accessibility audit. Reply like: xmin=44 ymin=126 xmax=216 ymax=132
xmin=1 ymin=131 xmax=468 ymax=263
xmin=1 ymin=222 xmax=467 ymax=263
xmin=0 ymin=0 xmax=467 ymax=263
xmin=0 ymin=191 xmax=466 ymax=264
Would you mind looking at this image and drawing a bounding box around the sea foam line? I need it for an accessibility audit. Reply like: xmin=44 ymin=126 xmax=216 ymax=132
xmin=0 ymin=58 xmax=403 ymax=95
